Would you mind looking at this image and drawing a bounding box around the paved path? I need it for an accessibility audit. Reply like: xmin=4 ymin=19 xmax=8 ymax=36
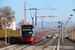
xmin=60 ymin=38 xmax=75 ymax=50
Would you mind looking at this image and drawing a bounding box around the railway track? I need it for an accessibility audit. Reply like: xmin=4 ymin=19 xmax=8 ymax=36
xmin=43 ymin=38 xmax=58 ymax=50
xmin=0 ymin=38 xmax=58 ymax=50
xmin=33 ymin=38 xmax=58 ymax=50
xmin=20 ymin=39 xmax=50 ymax=50
xmin=32 ymin=39 xmax=51 ymax=50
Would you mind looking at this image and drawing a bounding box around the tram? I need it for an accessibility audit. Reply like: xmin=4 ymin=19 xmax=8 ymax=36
xmin=20 ymin=25 xmax=43 ymax=43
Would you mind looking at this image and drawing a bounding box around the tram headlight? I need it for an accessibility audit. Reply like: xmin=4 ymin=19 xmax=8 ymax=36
xmin=21 ymin=37 xmax=23 ymax=39
xmin=31 ymin=38 xmax=33 ymax=40
xmin=31 ymin=38 xmax=34 ymax=41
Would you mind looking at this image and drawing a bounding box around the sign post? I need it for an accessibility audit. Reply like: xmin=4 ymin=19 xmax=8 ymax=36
xmin=5 ymin=18 xmax=7 ymax=45
xmin=8 ymin=24 xmax=10 ymax=44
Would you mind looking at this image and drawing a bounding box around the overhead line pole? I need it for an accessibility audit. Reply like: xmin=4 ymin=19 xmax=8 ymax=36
xmin=70 ymin=14 xmax=73 ymax=40
xmin=29 ymin=8 xmax=37 ymax=26
xmin=42 ymin=17 xmax=43 ymax=29
xmin=37 ymin=16 xmax=58 ymax=29
xmin=35 ymin=10 xmax=37 ymax=26
xmin=61 ymin=20 xmax=63 ymax=44
xmin=37 ymin=16 xmax=52 ymax=29
xmin=27 ymin=8 xmax=57 ymax=26
xmin=24 ymin=2 xmax=26 ymax=24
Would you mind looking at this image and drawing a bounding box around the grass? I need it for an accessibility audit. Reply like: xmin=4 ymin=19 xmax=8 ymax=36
xmin=0 ymin=29 xmax=20 ymax=38
xmin=69 ymin=33 xmax=75 ymax=41
xmin=73 ymin=33 xmax=75 ymax=41
xmin=67 ymin=28 xmax=75 ymax=42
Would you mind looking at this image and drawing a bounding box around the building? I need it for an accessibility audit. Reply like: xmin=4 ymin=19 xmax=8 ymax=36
xmin=0 ymin=16 xmax=16 ymax=30
xmin=7 ymin=18 xmax=16 ymax=30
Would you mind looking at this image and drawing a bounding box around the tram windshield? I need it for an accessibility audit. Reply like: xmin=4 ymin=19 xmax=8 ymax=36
xmin=22 ymin=26 xmax=34 ymax=37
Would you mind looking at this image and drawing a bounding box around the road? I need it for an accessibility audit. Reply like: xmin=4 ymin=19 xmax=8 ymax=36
xmin=0 ymin=38 xmax=58 ymax=50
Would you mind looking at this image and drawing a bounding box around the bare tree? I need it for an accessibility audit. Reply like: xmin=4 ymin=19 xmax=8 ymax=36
xmin=0 ymin=6 xmax=15 ymax=28
xmin=18 ymin=20 xmax=24 ymax=28
xmin=0 ymin=6 xmax=15 ymax=17
xmin=18 ymin=19 xmax=30 ymax=28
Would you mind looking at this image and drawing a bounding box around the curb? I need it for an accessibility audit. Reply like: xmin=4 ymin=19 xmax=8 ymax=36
xmin=57 ymin=38 xmax=60 ymax=50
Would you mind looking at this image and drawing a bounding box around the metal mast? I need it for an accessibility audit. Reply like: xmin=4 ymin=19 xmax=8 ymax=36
xmin=24 ymin=2 xmax=26 ymax=24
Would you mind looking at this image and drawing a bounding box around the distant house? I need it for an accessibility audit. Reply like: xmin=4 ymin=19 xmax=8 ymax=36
xmin=7 ymin=18 xmax=16 ymax=30
xmin=0 ymin=16 xmax=16 ymax=30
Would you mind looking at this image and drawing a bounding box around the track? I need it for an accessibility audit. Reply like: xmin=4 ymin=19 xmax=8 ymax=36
xmin=0 ymin=38 xmax=58 ymax=50
xmin=32 ymin=39 xmax=51 ymax=50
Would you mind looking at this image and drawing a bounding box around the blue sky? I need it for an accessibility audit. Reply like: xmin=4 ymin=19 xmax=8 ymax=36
xmin=0 ymin=0 xmax=75 ymax=24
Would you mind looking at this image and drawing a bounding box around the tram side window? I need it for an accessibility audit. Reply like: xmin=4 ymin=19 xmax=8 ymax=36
xmin=40 ymin=29 xmax=43 ymax=38
xmin=35 ymin=28 xmax=37 ymax=38
xmin=42 ymin=30 xmax=43 ymax=38
xmin=38 ymin=29 xmax=40 ymax=38
xmin=40 ymin=29 xmax=41 ymax=37
xmin=32 ymin=27 xmax=34 ymax=37
xmin=39 ymin=29 xmax=40 ymax=38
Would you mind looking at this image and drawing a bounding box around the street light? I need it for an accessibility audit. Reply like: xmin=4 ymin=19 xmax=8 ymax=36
xmin=70 ymin=14 xmax=73 ymax=40
xmin=61 ymin=20 xmax=64 ymax=44
xmin=67 ymin=20 xmax=69 ymax=22
xmin=68 ymin=17 xmax=71 ymax=27
xmin=73 ymin=9 xmax=75 ymax=40
xmin=73 ymin=9 xmax=75 ymax=11
xmin=58 ymin=21 xmax=64 ymax=44
xmin=58 ymin=25 xmax=61 ymax=37
xmin=68 ymin=17 xmax=71 ymax=38
xmin=58 ymin=21 xmax=61 ymax=37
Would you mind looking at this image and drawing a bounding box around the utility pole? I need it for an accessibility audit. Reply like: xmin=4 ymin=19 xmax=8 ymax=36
xmin=61 ymin=20 xmax=63 ymax=44
xmin=37 ymin=16 xmax=58 ymax=29
xmin=37 ymin=16 xmax=45 ymax=29
xmin=51 ymin=8 xmax=57 ymax=17
xmin=64 ymin=28 xmax=66 ymax=37
xmin=24 ymin=2 xmax=26 ymax=24
xmin=5 ymin=18 xmax=7 ymax=45
xmin=8 ymin=24 xmax=10 ymax=44
xmin=58 ymin=21 xmax=61 ymax=38
xmin=37 ymin=16 xmax=52 ymax=29
xmin=42 ymin=17 xmax=43 ymax=29
xmin=73 ymin=9 xmax=75 ymax=40
xmin=70 ymin=14 xmax=73 ymax=40
xmin=31 ymin=17 xmax=34 ymax=25
xmin=35 ymin=10 xmax=37 ymax=26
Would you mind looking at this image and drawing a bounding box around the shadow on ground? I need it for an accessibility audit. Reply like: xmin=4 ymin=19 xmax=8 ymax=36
xmin=65 ymin=37 xmax=75 ymax=43
xmin=0 ymin=37 xmax=20 ymax=44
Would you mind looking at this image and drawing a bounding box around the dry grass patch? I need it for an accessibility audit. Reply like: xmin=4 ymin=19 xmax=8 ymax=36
xmin=0 ymin=29 xmax=20 ymax=38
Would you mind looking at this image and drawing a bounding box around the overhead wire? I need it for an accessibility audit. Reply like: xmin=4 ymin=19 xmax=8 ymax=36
xmin=29 ymin=10 xmax=35 ymax=17
xmin=26 ymin=0 xmax=52 ymax=9
xmin=30 ymin=0 xmax=49 ymax=8
xmin=31 ymin=0 xmax=37 ymax=4
xmin=26 ymin=0 xmax=47 ymax=8
xmin=26 ymin=2 xmax=32 ymax=7
xmin=29 ymin=10 xmax=32 ymax=17
xmin=46 ymin=0 xmax=51 ymax=8
xmin=45 ymin=0 xmax=55 ymax=27
xmin=29 ymin=3 xmax=49 ymax=8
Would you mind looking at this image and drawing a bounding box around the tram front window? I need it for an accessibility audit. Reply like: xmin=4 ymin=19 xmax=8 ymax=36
xmin=22 ymin=29 xmax=33 ymax=37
